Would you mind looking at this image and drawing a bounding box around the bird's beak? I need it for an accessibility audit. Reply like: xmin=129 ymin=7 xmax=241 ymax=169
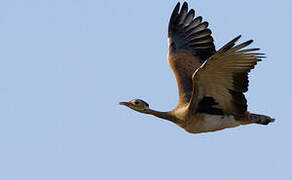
xmin=119 ymin=102 xmax=130 ymax=106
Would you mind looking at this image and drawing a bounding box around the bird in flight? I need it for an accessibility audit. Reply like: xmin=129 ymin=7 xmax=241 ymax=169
xmin=120 ymin=2 xmax=274 ymax=133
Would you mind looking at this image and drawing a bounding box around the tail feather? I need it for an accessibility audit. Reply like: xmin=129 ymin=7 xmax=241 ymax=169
xmin=248 ymin=113 xmax=275 ymax=125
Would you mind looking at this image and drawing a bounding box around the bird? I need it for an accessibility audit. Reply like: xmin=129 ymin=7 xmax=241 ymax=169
xmin=120 ymin=2 xmax=274 ymax=133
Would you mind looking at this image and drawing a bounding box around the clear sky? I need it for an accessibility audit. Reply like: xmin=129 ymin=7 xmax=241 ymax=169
xmin=0 ymin=0 xmax=291 ymax=179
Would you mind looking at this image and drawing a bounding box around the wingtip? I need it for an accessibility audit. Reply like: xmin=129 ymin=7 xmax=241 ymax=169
xmin=240 ymin=39 xmax=254 ymax=48
xmin=253 ymin=48 xmax=261 ymax=51
xmin=182 ymin=1 xmax=188 ymax=9
xmin=246 ymin=39 xmax=253 ymax=44
xmin=228 ymin=35 xmax=242 ymax=45
xmin=170 ymin=2 xmax=181 ymax=22
xmin=175 ymin=2 xmax=180 ymax=9
xmin=234 ymin=35 xmax=242 ymax=42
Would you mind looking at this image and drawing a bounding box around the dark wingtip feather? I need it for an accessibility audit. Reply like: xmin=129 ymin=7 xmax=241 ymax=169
xmin=244 ymin=39 xmax=253 ymax=46
xmin=234 ymin=35 xmax=242 ymax=41
xmin=181 ymin=2 xmax=188 ymax=12
xmin=168 ymin=2 xmax=180 ymax=36
xmin=184 ymin=9 xmax=195 ymax=25
xmin=170 ymin=2 xmax=180 ymax=23
xmin=218 ymin=35 xmax=242 ymax=53
xmin=189 ymin=9 xmax=195 ymax=15
xmin=228 ymin=35 xmax=242 ymax=46
xmin=238 ymin=48 xmax=261 ymax=53
xmin=175 ymin=2 xmax=181 ymax=9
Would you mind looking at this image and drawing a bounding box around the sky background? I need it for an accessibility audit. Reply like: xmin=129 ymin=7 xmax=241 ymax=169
xmin=0 ymin=0 xmax=291 ymax=179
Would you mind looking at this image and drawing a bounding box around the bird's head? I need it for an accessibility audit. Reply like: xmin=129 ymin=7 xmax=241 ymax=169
xmin=119 ymin=99 xmax=150 ymax=113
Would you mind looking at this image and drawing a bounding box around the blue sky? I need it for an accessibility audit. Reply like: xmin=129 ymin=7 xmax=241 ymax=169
xmin=0 ymin=0 xmax=291 ymax=179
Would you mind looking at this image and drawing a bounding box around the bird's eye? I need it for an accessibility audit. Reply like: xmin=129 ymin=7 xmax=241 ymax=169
xmin=134 ymin=101 xmax=139 ymax=105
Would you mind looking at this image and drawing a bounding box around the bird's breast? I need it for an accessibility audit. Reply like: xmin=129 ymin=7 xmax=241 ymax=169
xmin=184 ymin=114 xmax=241 ymax=133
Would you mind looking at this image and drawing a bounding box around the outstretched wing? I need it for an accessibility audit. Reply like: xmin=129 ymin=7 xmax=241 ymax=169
xmin=188 ymin=35 xmax=264 ymax=117
xmin=168 ymin=2 xmax=216 ymax=105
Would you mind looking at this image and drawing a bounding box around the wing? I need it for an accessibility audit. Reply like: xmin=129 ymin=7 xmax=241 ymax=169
xmin=168 ymin=2 xmax=216 ymax=106
xmin=188 ymin=35 xmax=264 ymax=117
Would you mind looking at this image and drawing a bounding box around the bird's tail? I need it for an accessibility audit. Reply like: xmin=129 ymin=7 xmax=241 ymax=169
xmin=247 ymin=113 xmax=275 ymax=125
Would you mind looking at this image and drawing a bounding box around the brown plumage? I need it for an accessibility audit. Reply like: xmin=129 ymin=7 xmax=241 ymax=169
xmin=120 ymin=2 xmax=274 ymax=133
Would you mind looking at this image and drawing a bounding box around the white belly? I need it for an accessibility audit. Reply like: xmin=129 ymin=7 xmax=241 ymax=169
xmin=184 ymin=114 xmax=241 ymax=133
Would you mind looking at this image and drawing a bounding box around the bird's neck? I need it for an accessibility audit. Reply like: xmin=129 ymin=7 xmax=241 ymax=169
xmin=145 ymin=108 xmax=183 ymax=125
